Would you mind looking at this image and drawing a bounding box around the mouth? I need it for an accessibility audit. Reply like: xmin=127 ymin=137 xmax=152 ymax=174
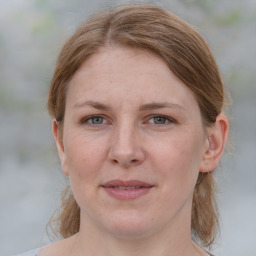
xmin=111 ymin=186 xmax=145 ymax=190
xmin=102 ymin=179 xmax=154 ymax=200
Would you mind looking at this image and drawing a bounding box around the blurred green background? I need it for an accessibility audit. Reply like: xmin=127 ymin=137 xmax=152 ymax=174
xmin=0 ymin=0 xmax=255 ymax=255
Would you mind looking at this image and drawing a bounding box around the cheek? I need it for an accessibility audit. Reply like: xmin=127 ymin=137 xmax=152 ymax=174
xmin=149 ymin=133 xmax=204 ymax=191
xmin=64 ymin=133 xmax=107 ymax=183
xmin=64 ymin=135 xmax=108 ymax=208
xmin=152 ymin=134 xmax=202 ymax=169
xmin=153 ymin=141 xmax=200 ymax=215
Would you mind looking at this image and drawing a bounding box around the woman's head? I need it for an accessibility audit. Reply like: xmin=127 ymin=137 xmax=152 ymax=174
xmin=48 ymin=4 xmax=228 ymax=247
xmin=48 ymin=4 xmax=224 ymax=128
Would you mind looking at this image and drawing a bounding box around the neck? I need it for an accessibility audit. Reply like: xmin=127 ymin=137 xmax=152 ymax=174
xmin=72 ymin=208 xmax=203 ymax=256
xmin=73 ymin=232 xmax=194 ymax=256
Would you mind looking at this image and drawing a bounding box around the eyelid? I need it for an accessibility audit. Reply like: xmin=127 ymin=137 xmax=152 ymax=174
xmin=81 ymin=115 xmax=109 ymax=125
xmin=146 ymin=114 xmax=176 ymax=124
xmin=80 ymin=114 xmax=176 ymax=126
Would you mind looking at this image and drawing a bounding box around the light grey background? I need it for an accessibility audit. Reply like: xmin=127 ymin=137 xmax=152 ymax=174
xmin=0 ymin=0 xmax=255 ymax=255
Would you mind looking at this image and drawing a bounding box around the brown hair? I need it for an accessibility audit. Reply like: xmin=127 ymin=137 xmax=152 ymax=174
xmin=48 ymin=4 xmax=225 ymax=247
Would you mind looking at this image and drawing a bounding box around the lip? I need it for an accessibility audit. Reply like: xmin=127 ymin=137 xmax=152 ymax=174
xmin=102 ymin=179 xmax=154 ymax=200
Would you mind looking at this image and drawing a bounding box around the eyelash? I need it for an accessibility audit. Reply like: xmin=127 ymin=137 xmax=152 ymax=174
xmin=81 ymin=115 xmax=108 ymax=126
xmin=81 ymin=114 xmax=176 ymax=126
xmin=147 ymin=115 xmax=176 ymax=125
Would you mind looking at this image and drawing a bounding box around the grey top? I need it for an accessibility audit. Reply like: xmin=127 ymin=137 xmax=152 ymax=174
xmin=14 ymin=248 xmax=39 ymax=256
xmin=14 ymin=248 xmax=214 ymax=256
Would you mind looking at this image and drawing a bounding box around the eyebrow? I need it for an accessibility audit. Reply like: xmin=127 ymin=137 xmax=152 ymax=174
xmin=139 ymin=102 xmax=186 ymax=111
xmin=73 ymin=100 xmax=110 ymax=110
xmin=73 ymin=100 xmax=185 ymax=111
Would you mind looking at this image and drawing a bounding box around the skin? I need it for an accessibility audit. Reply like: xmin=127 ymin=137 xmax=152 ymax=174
xmin=43 ymin=47 xmax=228 ymax=256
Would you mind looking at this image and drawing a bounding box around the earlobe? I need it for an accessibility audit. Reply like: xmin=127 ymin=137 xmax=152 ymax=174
xmin=200 ymin=113 xmax=229 ymax=173
xmin=52 ymin=120 xmax=69 ymax=176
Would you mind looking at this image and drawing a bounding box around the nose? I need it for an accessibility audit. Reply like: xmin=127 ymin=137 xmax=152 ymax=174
xmin=108 ymin=124 xmax=145 ymax=168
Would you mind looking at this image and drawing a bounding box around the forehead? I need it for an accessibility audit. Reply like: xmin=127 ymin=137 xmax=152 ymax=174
xmin=67 ymin=46 xmax=199 ymax=112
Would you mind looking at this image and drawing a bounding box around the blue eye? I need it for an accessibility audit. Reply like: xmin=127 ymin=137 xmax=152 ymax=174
xmin=90 ymin=116 xmax=104 ymax=124
xmin=82 ymin=116 xmax=106 ymax=125
xmin=153 ymin=116 xmax=167 ymax=124
xmin=148 ymin=115 xmax=174 ymax=125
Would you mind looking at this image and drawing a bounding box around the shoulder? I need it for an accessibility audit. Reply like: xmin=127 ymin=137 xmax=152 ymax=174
xmin=13 ymin=236 xmax=75 ymax=256
xmin=35 ymin=235 xmax=77 ymax=256
xmin=13 ymin=248 xmax=40 ymax=256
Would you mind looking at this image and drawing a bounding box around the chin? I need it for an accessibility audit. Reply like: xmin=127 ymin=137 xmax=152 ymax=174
xmin=103 ymin=213 xmax=155 ymax=239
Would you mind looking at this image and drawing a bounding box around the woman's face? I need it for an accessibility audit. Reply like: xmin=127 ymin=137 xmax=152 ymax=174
xmin=55 ymin=47 xmax=210 ymax=238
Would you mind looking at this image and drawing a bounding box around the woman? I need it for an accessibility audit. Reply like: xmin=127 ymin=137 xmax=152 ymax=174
xmin=17 ymin=4 xmax=228 ymax=256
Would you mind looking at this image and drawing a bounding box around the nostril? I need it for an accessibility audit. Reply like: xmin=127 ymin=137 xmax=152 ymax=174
xmin=111 ymin=158 xmax=139 ymax=166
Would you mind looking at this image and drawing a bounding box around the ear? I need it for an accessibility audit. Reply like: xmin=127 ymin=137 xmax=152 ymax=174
xmin=200 ymin=113 xmax=229 ymax=173
xmin=52 ymin=120 xmax=69 ymax=176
